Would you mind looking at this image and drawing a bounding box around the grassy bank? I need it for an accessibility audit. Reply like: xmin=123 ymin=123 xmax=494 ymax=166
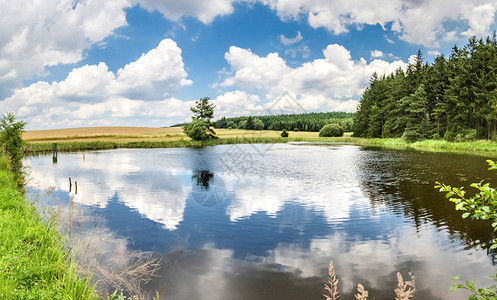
xmin=23 ymin=126 xmax=497 ymax=155
xmin=23 ymin=137 xmax=298 ymax=153
xmin=0 ymin=155 xmax=97 ymax=299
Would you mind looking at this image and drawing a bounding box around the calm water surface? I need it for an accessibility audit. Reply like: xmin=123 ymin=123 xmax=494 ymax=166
xmin=24 ymin=143 xmax=497 ymax=299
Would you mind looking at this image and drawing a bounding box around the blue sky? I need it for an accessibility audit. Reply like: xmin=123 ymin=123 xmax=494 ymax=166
xmin=1 ymin=0 xmax=497 ymax=130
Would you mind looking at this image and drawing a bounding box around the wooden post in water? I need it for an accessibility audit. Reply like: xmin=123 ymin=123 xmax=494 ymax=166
xmin=69 ymin=177 xmax=72 ymax=192
xmin=75 ymin=181 xmax=77 ymax=195
xmin=52 ymin=143 xmax=58 ymax=164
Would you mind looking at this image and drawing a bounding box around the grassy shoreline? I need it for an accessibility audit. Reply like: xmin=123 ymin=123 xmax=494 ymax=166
xmin=23 ymin=137 xmax=298 ymax=153
xmin=0 ymin=155 xmax=97 ymax=299
xmin=24 ymin=135 xmax=497 ymax=155
xmin=22 ymin=125 xmax=497 ymax=155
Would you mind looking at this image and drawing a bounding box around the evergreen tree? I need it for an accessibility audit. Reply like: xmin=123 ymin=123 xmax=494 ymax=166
xmin=402 ymin=84 xmax=431 ymax=142
xmin=184 ymin=97 xmax=217 ymax=140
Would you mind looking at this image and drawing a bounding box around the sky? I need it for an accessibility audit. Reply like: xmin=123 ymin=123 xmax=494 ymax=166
xmin=1 ymin=0 xmax=497 ymax=130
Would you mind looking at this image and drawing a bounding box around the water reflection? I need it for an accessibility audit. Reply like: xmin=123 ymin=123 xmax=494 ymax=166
xmin=24 ymin=144 xmax=497 ymax=299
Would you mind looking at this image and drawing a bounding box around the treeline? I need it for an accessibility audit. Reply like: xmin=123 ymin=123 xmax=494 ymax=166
xmin=354 ymin=34 xmax=497 ymax=142
xmin=215 ymin=112 xmax=355 ymax=132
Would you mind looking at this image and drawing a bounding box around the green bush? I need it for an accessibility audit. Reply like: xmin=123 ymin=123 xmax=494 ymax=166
xmin=281 ymin=129 xmax=289 ymax=137
xmin=459 ymin=129 xmax=477 ymax=142
xmin=183 ymin=119 xmax=209 ymax=141
xmin=319 ymin=124 xmax=344 ymax=137
xmin=402 ymin=129 xmax=421 ymax=143
xmin=293 ymin=128 xmax=299 ymax=132
xmin=0 ymin=112 xmax=26 ymax=171
xmin=436 ymin=160 xmax=497 ymax=299
xmin=444 ymin=129 xmax=459 ymax=142
xmin=432 ymin=133 xmax=442 ymax=140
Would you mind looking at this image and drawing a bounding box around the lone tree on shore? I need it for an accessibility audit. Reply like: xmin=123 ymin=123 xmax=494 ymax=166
xmin=184 ymin=97 xmax=217 ymax=141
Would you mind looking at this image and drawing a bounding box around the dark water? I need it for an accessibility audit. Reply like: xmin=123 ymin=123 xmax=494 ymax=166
xmin=24 ymin=143 xmax=497 ymax=299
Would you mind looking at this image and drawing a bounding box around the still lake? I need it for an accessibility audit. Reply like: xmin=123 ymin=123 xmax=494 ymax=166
xmin=24 ymin=143 xmax=497 ymax=299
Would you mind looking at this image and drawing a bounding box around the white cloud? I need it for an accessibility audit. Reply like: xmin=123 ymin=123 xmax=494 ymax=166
xmin=136 ymin=0 xmax=238 ymax=24
xmin=218 ymin=43 xmax=407 ymax=110
xmin=370 ymin=50 xmax=383 ymax=58
xmin=280 ymin=31 xmax=303 ymax=45
xmin=284 ymin=44 xmax=311 ymax=59
xmin=1 ymin=39 xmax=193 ymax=129
xmin=213 ymin=91 xmax=264 ymax=117
xmin=428 ymin=50 xmax=441 ymax=56
xmin=262 ymin=0 xmax=497 ymax=47
xmin=0 ymin=0 xmax=132 ymax=98
xmin=220 ymin=46 xmax=291 ymax=92
xmin=461 ymin=3 xmax=497 ymax=37
xmin=112 ymin=39 xmax=193 ymax=100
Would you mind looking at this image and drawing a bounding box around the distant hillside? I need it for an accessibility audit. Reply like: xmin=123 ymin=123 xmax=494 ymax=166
xmin=214 ymin=111 xmax=355 ymax=132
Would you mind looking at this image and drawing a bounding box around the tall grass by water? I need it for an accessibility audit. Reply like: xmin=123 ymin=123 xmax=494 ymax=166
xmin=0 ymin=155 xmax=97 ymax=299
xmin=23 ymin=137 xmax=297 ymax=153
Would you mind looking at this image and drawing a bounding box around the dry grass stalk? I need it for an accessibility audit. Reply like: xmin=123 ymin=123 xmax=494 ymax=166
xmin=355 ymin=283 xmax=369 ymax=300
xmin=91 ymin=251 xmax=161 ymax=300
xmin=324 ymin=260 xmax=340 ymax=300
xmin=394 ymin=272 xmax=416 ymax=300
xmin=324 ymin=260 xmax=416 ymax=300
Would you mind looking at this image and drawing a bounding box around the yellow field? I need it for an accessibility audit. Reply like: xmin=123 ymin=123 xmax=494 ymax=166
xmin=23 ymin=126 xmax=321 ymax=143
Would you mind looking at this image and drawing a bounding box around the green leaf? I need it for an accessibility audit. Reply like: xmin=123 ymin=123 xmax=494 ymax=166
xmin=462 ymin=212 xmax=471 ymax=219
xmin=465 ymin=280 xmax=476 ymax=291
xmin=450 ymin=285 xmax=461 ymax=292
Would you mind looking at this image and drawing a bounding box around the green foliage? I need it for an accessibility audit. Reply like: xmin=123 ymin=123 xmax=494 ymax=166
xmin=190 ymin=97 xmax=215 ymax=123
xmin=319 ymin=124 xmax=344 ymax=137
xmin=454 ymin=129 xmax=478 ymax=142
xmin=215 ymin=111 xmax=354 ymax=132
xmin=436 ymin=160 xmax=497 ymax=299
xmin=281 ymin=129 xmax=289 ymax=137
xmin=0 ymin=156 xmax=97 ymax=299
xmin=253 ymin=118 xmax=265 ymax=130
xmin=0 ymin=112 xmax=26 ymax=171
xmin=184 ymin=97 xmax=217 ymax=140
xmin=355 ymin=35 xmax=497 ymax=142
xmin=183 ymin=118 xmax=209 ymax=141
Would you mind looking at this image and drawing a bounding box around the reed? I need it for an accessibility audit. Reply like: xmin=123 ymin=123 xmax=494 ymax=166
xmin=324 ymin=260 xmax=416 ymax=300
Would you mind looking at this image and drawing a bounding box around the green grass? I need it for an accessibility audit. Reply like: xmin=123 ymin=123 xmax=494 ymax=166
xmin=23 ymin=137 xmax=301 ymax=153
xmin=0 ymin=155 xmax=97 ymax=299
xmin=23 ymin=133 xmax=497 ymax=156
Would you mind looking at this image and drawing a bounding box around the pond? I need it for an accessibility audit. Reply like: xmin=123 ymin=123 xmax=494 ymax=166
xmin=24 ymin=143 xmax=497 ymax=299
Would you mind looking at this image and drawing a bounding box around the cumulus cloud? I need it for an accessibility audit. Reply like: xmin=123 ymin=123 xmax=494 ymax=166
xmin=213 ymin=91 xmax=264 ymax=117
xmin=280 ymin=31 xmax=303 ymax=45
xmin=0 ymin=39 xmax=193 ymax=129
xmin=261 ymin=0 xmax=497 ymax=47
xmin=217 ymin=43 xmax=407 ymax=113
xmin=0 ymin=0 xmax=132 ymax=98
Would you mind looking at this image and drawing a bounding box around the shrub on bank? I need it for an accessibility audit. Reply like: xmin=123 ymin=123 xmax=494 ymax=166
xmin=319 ymin=124 xmax=344 ymax=137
